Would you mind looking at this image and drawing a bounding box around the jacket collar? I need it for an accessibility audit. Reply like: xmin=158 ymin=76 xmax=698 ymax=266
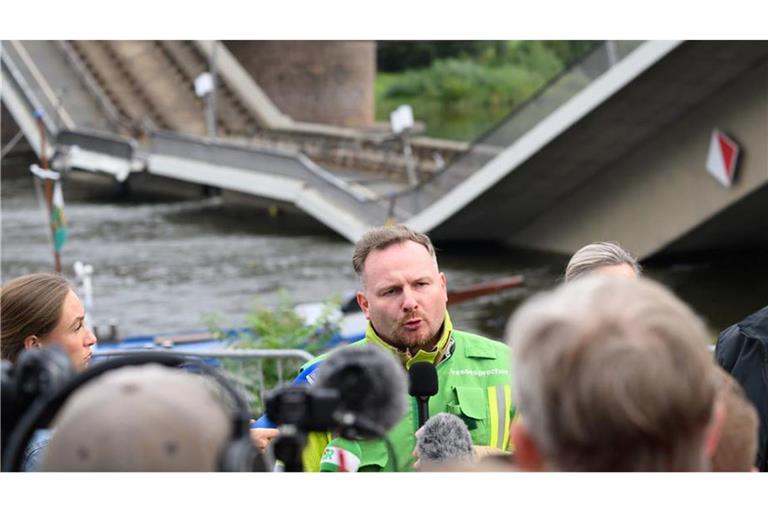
xmin=365 ymin=313 xmax=453 ymax=369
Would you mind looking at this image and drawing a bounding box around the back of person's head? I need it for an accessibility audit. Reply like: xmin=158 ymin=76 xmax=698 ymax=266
xmin=506 ymin=276 xmax=719 ymax=471
xmin=1 ymin=273 xmax=71 ymax=363
xmin=41 ymin=364 xmax=232 ymax=471
xmin=711 ymin=366 xmax=759 ymax=471
xmin=564 ymin=241 xmax=641 ymax=283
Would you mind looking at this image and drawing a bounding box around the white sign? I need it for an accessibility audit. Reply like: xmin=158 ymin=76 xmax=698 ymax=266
xmin=390 ymin=105 xmax=414 ymax=135
xmin=194 ymin=72 xmax=214 ymax=97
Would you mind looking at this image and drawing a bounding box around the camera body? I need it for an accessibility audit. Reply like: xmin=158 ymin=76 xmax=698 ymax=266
xmin=1 ymin=346 xmax=74 ymax=461
xmin=264 ymin=384 xmax=340 ymax=432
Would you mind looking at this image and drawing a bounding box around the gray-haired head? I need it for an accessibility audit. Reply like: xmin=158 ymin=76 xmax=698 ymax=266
xmin=564 ymin=241 xmax=641 ymax=283
xmin=505 ymin=275 xmax=718 ymax=471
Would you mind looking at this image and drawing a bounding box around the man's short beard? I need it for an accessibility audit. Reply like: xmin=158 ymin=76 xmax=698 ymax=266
xmin=377 ymin=322 xmax=444 ymax=353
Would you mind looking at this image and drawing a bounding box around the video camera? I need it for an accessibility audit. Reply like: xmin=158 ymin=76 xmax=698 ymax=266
xmin=264 ymin=385 xmax=340 ymax=433
xmin=2 ymin=347 xmax=267 ymax=472
xmin=1 ymin=345 xmax=75 ymax=465
xmin=260 ymin=344 xmax=408 ymax=471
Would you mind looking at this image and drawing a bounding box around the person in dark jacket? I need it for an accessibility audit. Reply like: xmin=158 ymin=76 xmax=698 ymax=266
xmin=715 ymin=305 xmax=768 ymax=472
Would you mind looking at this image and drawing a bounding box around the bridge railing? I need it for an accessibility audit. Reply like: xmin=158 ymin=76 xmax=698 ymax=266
xmin=1 ymin=45 xmax=58 ymax=138
xmin=94 ymin=348 xmax=315 ymax=415
xmin=149 ymin=130 xmax=395 ymax=226
xmin=55 ymin=40 xmax=137 ymax=135
xmin=56 ymin=129 xmax=137 ymax=161
xmin=390 ymin=41 xmax=646 ymax=219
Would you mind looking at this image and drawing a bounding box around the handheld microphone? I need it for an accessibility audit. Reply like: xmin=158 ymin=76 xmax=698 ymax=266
xmin=408 ymin=362 xmax=438 ymax=428
xmin=314 ymin=344 xmax=408 ymax=439
xmin=415 ymin=413 xmax=474 ymax=466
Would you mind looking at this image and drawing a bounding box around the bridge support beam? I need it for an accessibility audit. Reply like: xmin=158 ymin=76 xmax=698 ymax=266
xmin=507 ymin=60 xmax=768 ymax=260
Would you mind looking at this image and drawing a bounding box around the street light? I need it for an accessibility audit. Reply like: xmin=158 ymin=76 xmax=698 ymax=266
xmin=194 ymin=41 xmax=219 ymax=139
xmin=390 ymin=105 xmax=419 ymax=188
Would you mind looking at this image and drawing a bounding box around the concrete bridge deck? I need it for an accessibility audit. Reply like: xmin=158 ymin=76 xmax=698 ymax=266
xmin=3 ymin=40 xmax=767 ymax=259
xmin=410 ymin=41 xmax=768 ymax=259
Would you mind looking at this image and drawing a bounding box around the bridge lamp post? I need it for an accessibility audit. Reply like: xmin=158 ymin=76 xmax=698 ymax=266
xmin=194 ymin=41 xmax=219 ymax=139
xmin=390 ymin=104 xmax=419 ymax=188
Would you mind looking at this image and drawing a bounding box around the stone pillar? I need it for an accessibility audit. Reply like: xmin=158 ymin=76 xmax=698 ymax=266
xmin=224 ymin=41 xmax=375 ymax=128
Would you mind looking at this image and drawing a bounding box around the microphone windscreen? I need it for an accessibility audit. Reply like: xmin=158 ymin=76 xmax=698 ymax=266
xmin=314 ymin=344 xmax=407 ymax=435
xmin=416 ymin=412 xmax=474 ymax=464
xmin=408 ymin=362 xmax=438 ymax=397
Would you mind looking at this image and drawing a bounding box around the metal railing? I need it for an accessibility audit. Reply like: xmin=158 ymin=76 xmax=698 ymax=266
xmin=1 ymin=46 xmax=57 ymax=136
xmin=94 ymin=348 xmax=314 ymax=415
xmin=55 ymin=40 xmax=136 ymax=135
xmin=56 ymin=129 xmax=137 ymax=160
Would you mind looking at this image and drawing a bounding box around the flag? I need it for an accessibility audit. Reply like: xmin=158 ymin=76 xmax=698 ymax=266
xmin=51 ymin=180 xmax=68 ymax=252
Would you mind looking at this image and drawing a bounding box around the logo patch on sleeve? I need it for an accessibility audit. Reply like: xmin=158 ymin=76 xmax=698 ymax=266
xmin=319 ymin=446 xmax=362 ymax=472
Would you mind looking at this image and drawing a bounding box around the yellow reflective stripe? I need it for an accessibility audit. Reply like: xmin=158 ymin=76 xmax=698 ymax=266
xmin=487 ymin=385 xmax=512 ymax=450
xmin=502 ymin=385 xmax=512 ymax=450
xmin=487 ymin=386 xmax=499 ymax=450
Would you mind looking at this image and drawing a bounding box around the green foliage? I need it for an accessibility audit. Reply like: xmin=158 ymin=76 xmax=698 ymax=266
xmin=375 ymin=41 xmax=598 ymax=140
xmin=204 ymin=290 xmax=342 ymax=415
xmin=377 ymin=41 xmax=520 ymax=72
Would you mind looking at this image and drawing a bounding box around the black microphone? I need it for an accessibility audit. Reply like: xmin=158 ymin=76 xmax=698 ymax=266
xmin=408 ymin=362 xmax=438 ymax=428
xmin=415 ymin=413 xmax=474 ymax=466
xmin=314 ymin=344 xmax=408 ymax=439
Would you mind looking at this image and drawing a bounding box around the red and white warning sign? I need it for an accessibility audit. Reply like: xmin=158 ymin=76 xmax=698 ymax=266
xmin=706 ymin=129 xmax=740 ymax=187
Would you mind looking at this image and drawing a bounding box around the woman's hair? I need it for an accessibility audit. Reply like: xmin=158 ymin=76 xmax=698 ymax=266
xmin=1 ymin=273 xmax=72 ymax=363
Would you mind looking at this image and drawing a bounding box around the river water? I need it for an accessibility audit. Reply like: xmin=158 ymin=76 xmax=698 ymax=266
xmin=2 ymin=165 xmax=766 ymax=343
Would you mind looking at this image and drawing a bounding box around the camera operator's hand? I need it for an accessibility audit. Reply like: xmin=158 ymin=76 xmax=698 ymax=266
xmin=472 ymin=445 xmax=506 ymax=459
xmin=250 ymin=427 xmax=280 ymax=453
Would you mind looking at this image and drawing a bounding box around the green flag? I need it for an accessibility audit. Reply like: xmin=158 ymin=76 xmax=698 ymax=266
xmin=51 ymin=180 xmax=68 ymax=252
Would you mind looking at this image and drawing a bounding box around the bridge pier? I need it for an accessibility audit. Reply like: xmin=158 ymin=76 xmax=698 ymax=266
xmin=224 ymin=41 xmax=375 ymax=128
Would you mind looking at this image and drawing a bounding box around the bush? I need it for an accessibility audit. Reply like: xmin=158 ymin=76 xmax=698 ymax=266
xmin=375 ymin=41 xmax=598 ymax=140
xmin=204 ymin=290 xmax=341 ymax=415
xmin=378 ymin=59 xmax=552 ymax=140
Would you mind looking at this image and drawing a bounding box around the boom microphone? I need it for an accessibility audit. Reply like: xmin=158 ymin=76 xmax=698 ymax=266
xmin=415 ymin=413 xmax=474 ymax=466
xmin=314 ymin=344 xmax=407 ymax=439
xmin=408 ymin=362 xmax=438 ymax=428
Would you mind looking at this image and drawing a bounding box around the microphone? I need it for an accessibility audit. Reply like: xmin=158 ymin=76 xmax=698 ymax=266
xmin=408 ymin=362 xmax=438 ymax=428
xmin=415 ymin=413 xmax=474 ymax=466
xmin=314 ymin=344 xmax=408 ymax=439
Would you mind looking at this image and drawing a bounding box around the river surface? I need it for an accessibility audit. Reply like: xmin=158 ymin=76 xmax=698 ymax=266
xmin=2 ymin=167 xmax=766 ymax=343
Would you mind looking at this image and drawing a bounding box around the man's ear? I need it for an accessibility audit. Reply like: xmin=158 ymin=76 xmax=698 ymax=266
xmin=23 ymin=335 xmax=41 ymax=350
xmin=439 ymin=272 xmax=448 ymax=301
xmin=510 ymin=420 xmax=544 ymax=471
xmin=356 ymin=291 xmax=370 ymax=320
xmin=704 ymin=399 xmax=726 ymax=460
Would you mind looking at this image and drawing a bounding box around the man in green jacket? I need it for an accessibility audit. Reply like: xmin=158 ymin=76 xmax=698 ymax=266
xmin=302 ymin=224 xmax=515 ymax=471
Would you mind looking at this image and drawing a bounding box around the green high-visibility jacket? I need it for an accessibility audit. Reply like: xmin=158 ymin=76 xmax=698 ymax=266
xmin=301 ymin=320 xmax=515 ymax=472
